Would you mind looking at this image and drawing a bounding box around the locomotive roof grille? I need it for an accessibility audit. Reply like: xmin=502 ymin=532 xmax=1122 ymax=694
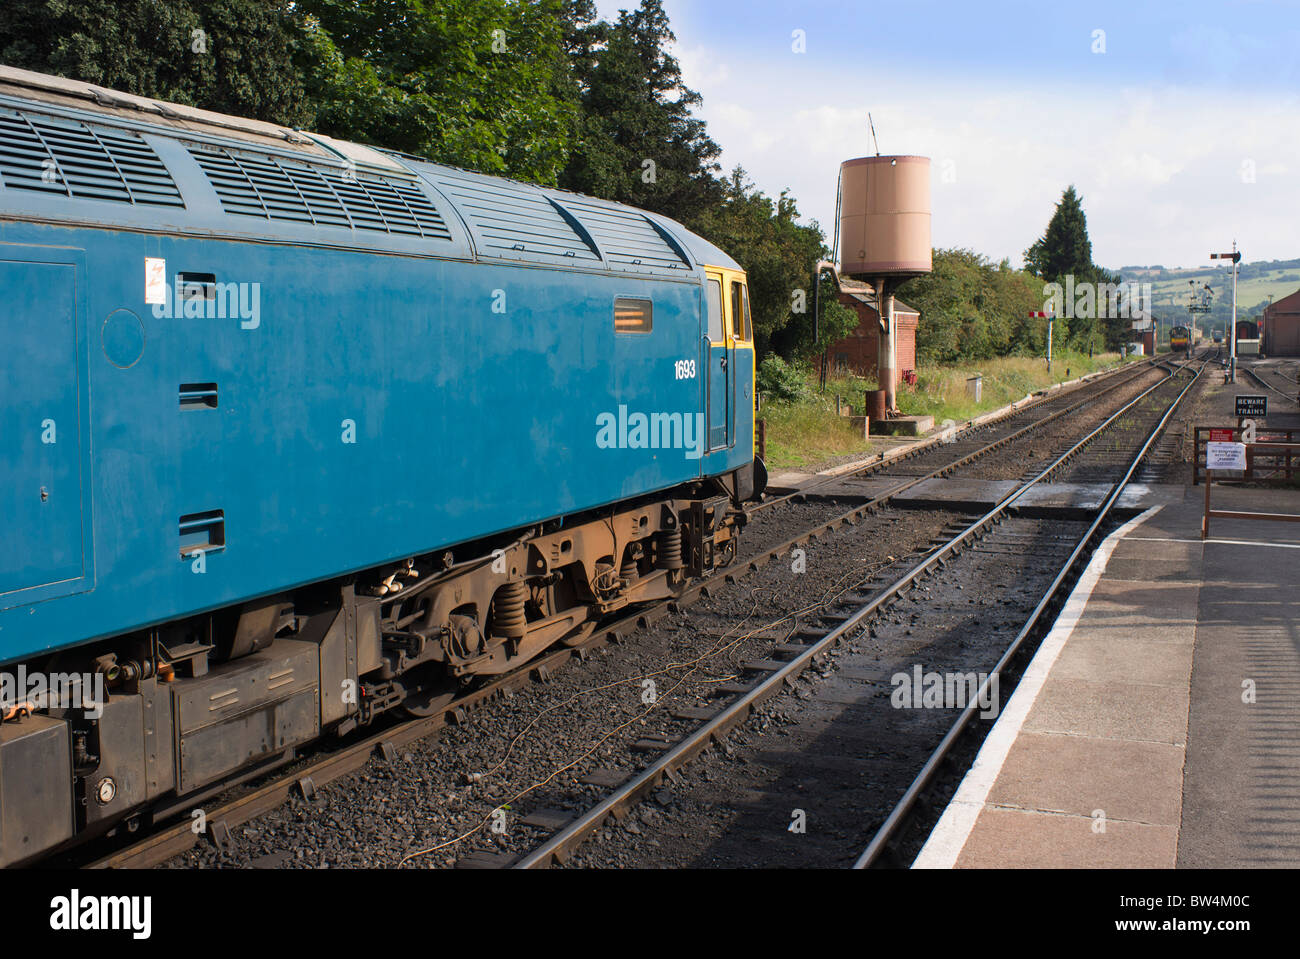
xmin=188 ymin=144 xmax=453 ymax=241
xmin=0 ymin=108 xmax=184 ymax=207
xmin=557 ymin=195 xmax=692 ymax=271
xmin=0 ymin=72 xmax=739 ymax=270
xmin=431 ymin=168 xmax=602 ymax=261
xmin=423 ymin=167 xmax=693 ymax=271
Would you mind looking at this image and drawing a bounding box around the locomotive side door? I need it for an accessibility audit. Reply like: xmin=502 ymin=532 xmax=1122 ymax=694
xmin=705 ymin=273 xmax=732 ymax=452
xmin=0 ymin=249 xmax=94 ymax=607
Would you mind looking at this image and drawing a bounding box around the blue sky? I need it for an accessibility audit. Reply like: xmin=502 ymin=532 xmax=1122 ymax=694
xmin=595 ymin=0 xmax=1300 ymax=269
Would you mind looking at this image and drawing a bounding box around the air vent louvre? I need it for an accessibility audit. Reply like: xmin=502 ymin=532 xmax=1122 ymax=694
xmin=189 ymin=146 xmax=451 ymax=241
xmin=0 ymin=108 xmax=184 ymax=206
xmin=559 ymin=197 xmax=691 ymax=271
xmin=431 ymin=170 xmax=600 ymax=261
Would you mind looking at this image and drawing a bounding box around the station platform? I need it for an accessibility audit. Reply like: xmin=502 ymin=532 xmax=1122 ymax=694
xmin=914 ymin=484 xmax=1300 ymax=868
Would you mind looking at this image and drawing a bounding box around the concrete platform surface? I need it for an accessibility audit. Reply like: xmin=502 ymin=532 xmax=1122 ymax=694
xmin=914 ymin=484 xmax=1300 ymax=868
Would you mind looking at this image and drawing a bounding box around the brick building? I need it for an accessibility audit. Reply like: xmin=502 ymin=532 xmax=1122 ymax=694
xmin=827 ymin=278 xmax=920 ymax=378
xmin=1263 ymin=288 xmax=1300 ymax=356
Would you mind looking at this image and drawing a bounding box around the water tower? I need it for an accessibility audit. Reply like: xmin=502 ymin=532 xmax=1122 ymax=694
xmin=838 ymin=155 xmax=931 ymax=413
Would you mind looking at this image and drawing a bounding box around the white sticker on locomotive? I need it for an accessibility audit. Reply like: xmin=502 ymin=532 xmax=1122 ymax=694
xmin=144 ymin=257 xmax=167 ymax=304
xmin=674 ymin=359 xmax=696 ymax=380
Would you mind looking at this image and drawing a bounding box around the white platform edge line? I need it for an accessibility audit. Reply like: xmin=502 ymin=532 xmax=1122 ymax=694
xmin=910 ymin=504 xmax=1166 ymax=869
xmin=1126 ymin=536 xmax=1300 ymax=550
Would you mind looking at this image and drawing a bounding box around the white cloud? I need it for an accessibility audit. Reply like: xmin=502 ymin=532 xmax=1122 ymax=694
xmin=589 ymin=1 xmax=1296 ymax=268
xmin=673 ymin=43 xmax=730 ymax=89
xmin=666 ymin=43 xmax=1298 ymax=269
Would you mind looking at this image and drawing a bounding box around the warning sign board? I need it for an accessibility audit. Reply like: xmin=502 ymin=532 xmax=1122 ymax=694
xmin=1206 ymin=441 xmax=1247 ymax=471
xmin=1208 ymin=428 xmax=1235 ymax=443
xmin=1235 ymin=395 xmax=1267 ymax=418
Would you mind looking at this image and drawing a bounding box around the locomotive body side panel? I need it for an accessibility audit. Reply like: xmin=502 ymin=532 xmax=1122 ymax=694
xmin=0 ymin=218 xmax=716 ymax=664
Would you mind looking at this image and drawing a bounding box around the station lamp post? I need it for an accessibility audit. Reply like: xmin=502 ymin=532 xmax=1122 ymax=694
xmin=1211 ymin=244 xmax=1241 ymax=382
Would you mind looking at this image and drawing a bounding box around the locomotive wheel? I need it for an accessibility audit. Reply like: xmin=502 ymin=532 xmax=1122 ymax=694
xmin=400 ymin=684 xmax=459 ymax=718
xmin=398 ymin=666 xmax=462 ymax=718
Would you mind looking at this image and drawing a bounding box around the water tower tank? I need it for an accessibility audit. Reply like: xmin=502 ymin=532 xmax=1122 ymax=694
xmin=839 ymin=155 xmax=931 ymax=278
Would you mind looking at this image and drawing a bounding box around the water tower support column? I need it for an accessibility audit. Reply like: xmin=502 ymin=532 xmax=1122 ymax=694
xmin=878 ymin=278 xmax=897 ymax=413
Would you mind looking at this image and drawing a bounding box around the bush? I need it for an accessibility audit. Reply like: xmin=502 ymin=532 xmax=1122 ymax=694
xmin=757 ymin=355 xmax=810 ymax=403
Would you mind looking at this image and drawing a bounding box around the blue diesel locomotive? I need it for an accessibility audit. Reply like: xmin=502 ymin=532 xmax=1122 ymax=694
xmin=0 ymin=65 xmax=764 ymax=864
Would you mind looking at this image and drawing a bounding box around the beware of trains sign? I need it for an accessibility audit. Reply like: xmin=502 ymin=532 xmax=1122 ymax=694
xmin=1235 ymin=394 xmax=1267 ymax=418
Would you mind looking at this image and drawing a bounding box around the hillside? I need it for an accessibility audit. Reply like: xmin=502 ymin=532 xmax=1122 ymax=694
xmin=1112 ymin=258 xmax=1300 ymax=332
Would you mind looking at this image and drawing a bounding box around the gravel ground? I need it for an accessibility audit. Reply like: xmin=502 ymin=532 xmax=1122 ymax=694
xmin=955 ymin=364 xmax=1167 ymax=482
xmin=562 ymin=517 xmax=1087 ymax=868
xmin=155 ymin=359 xmax=1183 ymax=870
xmin=795 ymin=363 xmax=1141 ymax=476
xmin=559 ymin=365 xmax=1202 ymax=868
xmin=162 ymin=507 xmax=955 ymax=869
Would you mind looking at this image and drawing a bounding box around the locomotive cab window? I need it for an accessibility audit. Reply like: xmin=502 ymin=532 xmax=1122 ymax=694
xmin=730 ymin=281 xmax=752 ymax=342
xmin=707 ymin=279 xmax=724 ymax=342
xmin=615 ymin=297 xmax=652 ymax=334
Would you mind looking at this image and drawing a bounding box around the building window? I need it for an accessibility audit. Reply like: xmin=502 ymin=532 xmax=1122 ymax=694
xmin=615 ymin=297 xmax=652 ymax=334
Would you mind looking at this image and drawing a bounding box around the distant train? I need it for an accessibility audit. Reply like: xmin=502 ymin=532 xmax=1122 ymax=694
xmin=1170 ymin=325 xmax=1192 ymax=355
xmin=0 ymin=65 xmax=765 ymax=863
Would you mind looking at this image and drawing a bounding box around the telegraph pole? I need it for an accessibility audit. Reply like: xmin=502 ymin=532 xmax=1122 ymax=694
xmin=1211 ymin=243 xmax=1241 ymax=382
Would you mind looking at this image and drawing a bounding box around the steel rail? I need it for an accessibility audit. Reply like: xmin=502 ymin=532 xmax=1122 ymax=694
xmin=748 ymin=358 xmax=1160 ymax=515
xmin=852 ymin=360 xmax=1206 ymax=868
xmin=1243 ymin=363 xmax=1299 ymax=406
xmin=86 ymin=362 xmax=1175 ymax=869
xmin=513 ymin=362 xmax=1203 ymax=869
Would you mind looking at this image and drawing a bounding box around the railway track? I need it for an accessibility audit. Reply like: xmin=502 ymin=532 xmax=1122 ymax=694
xmin=853 ymin=359 xmax=1205 ymax=868
xmin=71 ymin=357 xmax=1186 ymax=869
xmin=509 ymin=359 xmax=1204 ymax=869
xmin=750 ymin=357 xmax=1160 ymax=515
xmin=1243 ymin=360 xmax=1300 ymax=407
xmin=732 ymin=360 xmax=1170 ymax=555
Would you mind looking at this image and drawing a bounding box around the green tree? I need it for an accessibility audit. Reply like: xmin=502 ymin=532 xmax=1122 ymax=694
xmin=690 ymin=168 xmax=850 ymax=359
xmin=900 ymin=248 xmax=1047 ymax=364
xmin=1023 ymin=185 xmax=1094 ymax=283
xmin=299 ymin=0 xmax=577 ymax=184
xmin=0 ymin=0 xmax=314 ymax=127
xmin=559 ymin=0 xmax=723 ymax=223
xmin=1023 ymin=185 xmax=1138 ymax=352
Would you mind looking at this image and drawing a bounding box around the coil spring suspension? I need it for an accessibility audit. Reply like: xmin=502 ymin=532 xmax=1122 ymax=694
xmin=492 ymin=581 xmax=528 ymax=638
xmin=658 ymin=528 xmax=684 ymax=570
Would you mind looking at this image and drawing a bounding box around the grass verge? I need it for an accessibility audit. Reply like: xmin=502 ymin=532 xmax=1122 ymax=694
xmin=899 ymin=350 xmax=1135 ymax=424
xmin=758 ymin=350 xmax=1140 ymax=471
